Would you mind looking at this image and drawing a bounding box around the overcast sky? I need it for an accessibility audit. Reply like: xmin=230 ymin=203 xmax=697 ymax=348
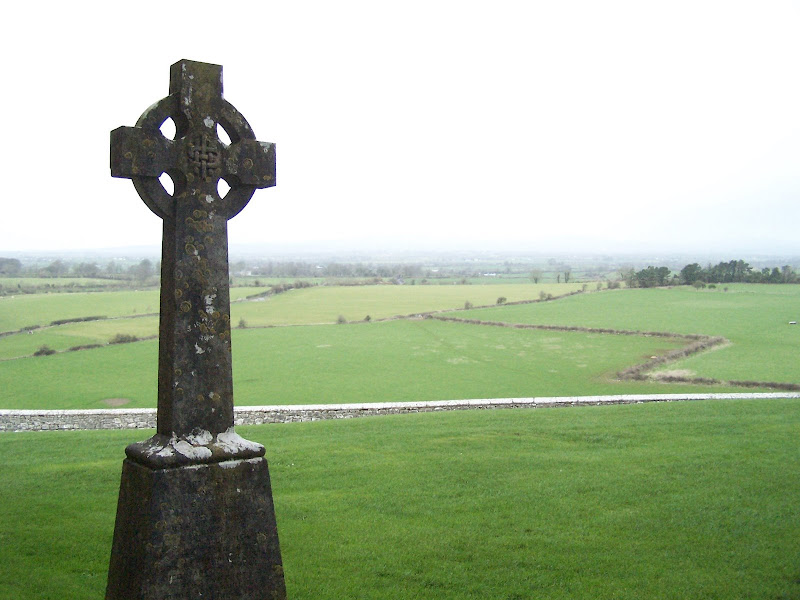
xmin=2 ymin=1 xmax=798 ymax=255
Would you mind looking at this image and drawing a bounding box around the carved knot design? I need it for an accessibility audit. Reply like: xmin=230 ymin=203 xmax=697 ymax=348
xmin=187 ymin=135 xmax=221 ymax=180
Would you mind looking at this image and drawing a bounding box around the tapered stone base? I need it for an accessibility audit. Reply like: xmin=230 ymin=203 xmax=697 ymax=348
xmin=105 ymin=457 xmax=286 ymax=600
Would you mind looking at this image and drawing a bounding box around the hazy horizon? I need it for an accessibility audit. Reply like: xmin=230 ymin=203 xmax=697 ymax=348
xmin=3 ymin=2 xmax=798 ymax=256
xmin=3 ymin=239 xmax=798 ymax=265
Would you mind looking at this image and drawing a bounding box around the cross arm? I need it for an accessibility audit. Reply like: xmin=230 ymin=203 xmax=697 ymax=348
xmin=110 ymin=126 xmax=175 ymax=179
xmin=224 ymin=140 xmax=276 ymax=188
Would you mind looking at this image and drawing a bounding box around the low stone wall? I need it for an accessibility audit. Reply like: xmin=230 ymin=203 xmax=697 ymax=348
xmin=1 ymin=393 xmax=797 ymax=432
xmin=0 ymin=408 xmax=156 ymax=432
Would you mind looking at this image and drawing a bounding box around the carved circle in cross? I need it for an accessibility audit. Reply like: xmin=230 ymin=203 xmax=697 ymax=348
xmin=129 ymin=95 xmax=259 ymax=222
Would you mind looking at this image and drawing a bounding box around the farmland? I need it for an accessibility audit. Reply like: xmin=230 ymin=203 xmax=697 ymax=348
xmin=459 ymin=284 xmax=800 ymax=385
xmin=231 ymin=282 xmax=581 ymax=326
xmin=1 ymin=275 xmax=798 ymax=599
xmin=0 ymin=282 xmax=798 ymax=409
xmin=0 ymin=287 xmax=272 ymax=332
xmin=0 ymin=319 xmax=697 ymax=410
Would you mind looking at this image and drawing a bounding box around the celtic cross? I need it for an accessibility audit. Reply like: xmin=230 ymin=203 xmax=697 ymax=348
xmin=110 ymin=59 xmax=275 ymax=467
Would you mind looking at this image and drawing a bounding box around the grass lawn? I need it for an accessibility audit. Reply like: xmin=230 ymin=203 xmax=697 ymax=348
xmin=1 ymin=399 xmax=798 ymax=599
xmin=231 ymin=283 xmax=584 ymax=326
xmin=0 ymin=283 xmax=568 ymax=358
xmin=0 ymin=290 xmax=160 ymax=332
xmin=0 ymin=317 xmax=159 ymax=359
xmin=0 ymin=288 xmax=271 ymax=359
xmin=0 ymin=287 xmax=274 ymax=334
xmin=0 ymin=284 xmax=793 ymax=409
xmin=459 ymin=285 xmax=800 ymax=384
xmin=0 ymin=277 xmax=123 ymax=289
xmin=0 ymin=318 xmax=738 ymax=410
xmin=231 ymin=319 xmax=737 ymax=405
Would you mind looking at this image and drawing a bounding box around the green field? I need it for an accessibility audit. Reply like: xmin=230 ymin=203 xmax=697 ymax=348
xmin=0 ymin=283 xmax=580 ymax=359
xmin=2 ymin=279 xmax=799 ymax=598
xmin=0 ymin=283 xmax=796 ymax=408
xmin=0 ymin=319 xmax=719 ymax=410
xmin=458 ymin=285 xmax=800 ymax=384
xmin=0 ymin=276 xmax=123 ymax=289
xmin=0 ymin=287 xmax=277 ymax=358
xmin=0 ymin=290 xmax=160 ymax=332
xmin=231 ymin=283 xmax=584 ymax=326
xmin=0 ymin=283 xmax=582 ymax=334
xmin=2 ymin=399 xmax=799 ymax=599
xmin=0 ymin=317 xmax=159 ymax=360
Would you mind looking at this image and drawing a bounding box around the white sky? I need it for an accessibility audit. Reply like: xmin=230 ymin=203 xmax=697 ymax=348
xmin=2 ymin=0 xmax=799 ymax=255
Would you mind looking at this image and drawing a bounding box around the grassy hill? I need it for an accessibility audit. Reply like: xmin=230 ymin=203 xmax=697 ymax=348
xmin=2 ymin=398 xmax=798 ymax=599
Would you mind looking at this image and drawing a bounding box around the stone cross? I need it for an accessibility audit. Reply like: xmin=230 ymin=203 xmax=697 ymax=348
xmin=110 ymin=59 xmax=275 ymax=465
xmin=106 ymin=60 xmax=285 ymax=600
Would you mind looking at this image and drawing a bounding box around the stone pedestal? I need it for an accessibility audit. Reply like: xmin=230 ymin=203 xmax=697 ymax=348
xmin=105 ymin=457 xmax=286 ymax=600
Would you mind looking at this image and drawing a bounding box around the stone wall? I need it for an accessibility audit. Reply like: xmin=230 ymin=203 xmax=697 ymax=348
xmin=1 ymin=393 xmax=797 ymax=432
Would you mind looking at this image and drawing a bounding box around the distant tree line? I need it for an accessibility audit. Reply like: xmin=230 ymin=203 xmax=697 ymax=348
xmin=252 ymin=261 xmax=429 ymax=279
xmin=0 ymin=257 xmax=159 ymax=284
xmin=680 ymin=260 xmax=797 ymax=285
xmin=619 ymin=260 xmax=798 ymax=288
xmin=3 ymin=254 xmax=797 ymax=291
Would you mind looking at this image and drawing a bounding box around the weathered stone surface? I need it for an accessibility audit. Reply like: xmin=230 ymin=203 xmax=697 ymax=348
xmin=106 ymin=457 xmax=285 ymax=600
xmin=106 ymin=59 xmax=284 ymax=600
xmin=111 ymin=59 xmax=275 ymax=467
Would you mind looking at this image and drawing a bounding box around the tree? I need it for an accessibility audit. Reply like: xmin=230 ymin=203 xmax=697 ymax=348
xmin=106 ymin=261 xmax=121 ymax=276
xmin=634 ymin=266 xmax=671 ymax=288
xmin=618 ymin=267 xmax=636 ymax=288
xmin=74 ymin=262 xmax=100 ymax=278
xmin=529 ymin=269 xmax=543 ymax=284
xmin=703 ymin=259 xmax=752 ymax=283
xmin=680 ymin=263 xmax=703 ymax=285
xmin=0 ymin=257 xmax=22 ymax=275
xmin=733 ymin=260 xmax=752 ymax=281
xmin=782 ymin=265 xmax=797 ymax=284
xmin=42 ymin=259 xmax=68 ymax=278
xmin=563 ymin=266 xmax=572 ymax=284
xmin=131 ymin=259 xmax=154 ymax=283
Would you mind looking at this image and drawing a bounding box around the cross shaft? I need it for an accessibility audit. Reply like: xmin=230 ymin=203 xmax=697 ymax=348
xmin=110 ymin=59 xmax=275 ymax=467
